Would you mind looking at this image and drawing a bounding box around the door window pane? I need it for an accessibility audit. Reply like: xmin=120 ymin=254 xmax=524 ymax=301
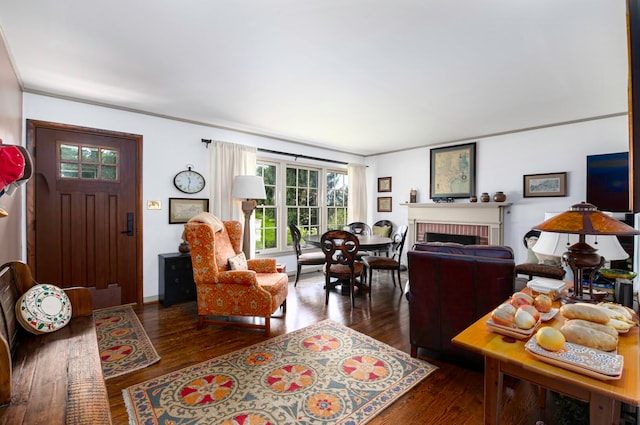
xmin=58 ymin=141 xmax=119 ymax=182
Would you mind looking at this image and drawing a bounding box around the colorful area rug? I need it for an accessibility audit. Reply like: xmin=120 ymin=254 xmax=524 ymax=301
xmin=122 ymin=319 xmax=436 ymax=424
xmin=94 ymin=305 xmax=161 ymax=379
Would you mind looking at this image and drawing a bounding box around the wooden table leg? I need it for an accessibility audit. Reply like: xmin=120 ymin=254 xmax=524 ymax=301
xmin=589 ymin=392 xmax=620 ymax=425
xmin=484 ymin=356 xmax=503 ymax=425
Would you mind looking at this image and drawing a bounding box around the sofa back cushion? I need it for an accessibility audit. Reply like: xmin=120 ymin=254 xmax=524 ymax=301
xmin=412 ymin=241 xmax=514 ymax=260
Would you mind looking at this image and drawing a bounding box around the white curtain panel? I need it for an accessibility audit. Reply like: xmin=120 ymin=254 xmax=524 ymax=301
xmin=347 ymin=163 xmax=367 ymax=224
xmin=209 ymin=140 xmax=257 ymax=221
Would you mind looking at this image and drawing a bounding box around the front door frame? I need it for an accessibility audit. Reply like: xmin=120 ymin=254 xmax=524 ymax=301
xmin=25 ymin=119 xmax=144 ymax=306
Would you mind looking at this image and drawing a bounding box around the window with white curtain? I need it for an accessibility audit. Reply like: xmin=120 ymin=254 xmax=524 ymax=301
xmin=255 ymin=158 xmax=348 ymax=255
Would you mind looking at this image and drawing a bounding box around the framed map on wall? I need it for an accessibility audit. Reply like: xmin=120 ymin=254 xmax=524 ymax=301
xmin=429 ymin=142 xmax=476 ymax=199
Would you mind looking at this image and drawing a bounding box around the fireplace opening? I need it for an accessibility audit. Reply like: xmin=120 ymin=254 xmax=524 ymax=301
xmin=425 ymin=232 xmax=480 ymax=245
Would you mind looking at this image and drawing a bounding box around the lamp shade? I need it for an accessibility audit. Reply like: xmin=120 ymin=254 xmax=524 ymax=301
xmin=533 ymin=232 xmax=629 ymax=261
xmin=532 ymin=209 xmax=631 ymax=261
xmin=232 ymin=175 xmax=266 ymax=200
xmin=532 ymin=202 xmax=640 ymax=236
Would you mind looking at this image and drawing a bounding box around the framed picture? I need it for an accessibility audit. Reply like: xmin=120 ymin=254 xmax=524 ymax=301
xmin=377 ymin=196 xmax=392 ymax=212
xmin=523 ymin=172 xmax=567 ymax=197
xmin=378 ymin=177 xmax=392 ymax=192
xmin=169 ymin=197 xmax=209 ymax=224
xmin=430 ymin=142 xmax=476 ymax=199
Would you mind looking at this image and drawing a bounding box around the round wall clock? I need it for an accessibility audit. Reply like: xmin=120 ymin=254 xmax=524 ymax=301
xmin=173 ymin=166 xmax=205 ymax=194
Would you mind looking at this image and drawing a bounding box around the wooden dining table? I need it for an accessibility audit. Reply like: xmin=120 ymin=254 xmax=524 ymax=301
xmin=303 ymin=234 xmax=393 ymax=252
xmin=452 ymin=294 xmax=639 ymax=424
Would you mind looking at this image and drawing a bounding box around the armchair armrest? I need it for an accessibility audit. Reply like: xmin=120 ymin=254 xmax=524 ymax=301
xmin=216 ymin=270 xmax=259 ymax=286
xmin=248 ymin=258 xmax=277 ymax=273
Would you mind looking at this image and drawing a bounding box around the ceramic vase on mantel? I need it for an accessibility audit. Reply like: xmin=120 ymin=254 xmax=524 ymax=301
xmin=493 ymin=191 xmax=507 ymax=202
xmin=480 ymin=192 xmax=490 ymax=202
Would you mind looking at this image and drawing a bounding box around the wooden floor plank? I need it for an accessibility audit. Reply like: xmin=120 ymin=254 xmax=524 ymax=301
xmin=106 ymin=270 xmax=548 ymax=424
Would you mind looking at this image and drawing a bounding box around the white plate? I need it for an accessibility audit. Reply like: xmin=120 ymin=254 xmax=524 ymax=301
xmin=539 ymin=308 xmax=559 ymax=322
xmin=16 ymin=284 xmax=72 ymax=334
xmin=486 ymin=318 xmax=541 ymax=339
xmin=525 ymin=337 xmax=623 ymax=379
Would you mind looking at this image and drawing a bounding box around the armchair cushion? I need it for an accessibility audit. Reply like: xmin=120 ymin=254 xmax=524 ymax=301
xmin=228 ymin=252 xmax=248 ymax=270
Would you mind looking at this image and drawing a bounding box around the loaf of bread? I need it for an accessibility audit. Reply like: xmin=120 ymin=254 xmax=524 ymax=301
xmin=563 ymin=319 xmax=618 ymax=338
xmin=559 ymin=303 xmax=610 ymax=324
xmin=560 ymin=323 xmax=618 ymax=352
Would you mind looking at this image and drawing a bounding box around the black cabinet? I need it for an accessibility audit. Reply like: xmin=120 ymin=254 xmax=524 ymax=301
xmin=158 ymin=253 xmax=196 ymax=307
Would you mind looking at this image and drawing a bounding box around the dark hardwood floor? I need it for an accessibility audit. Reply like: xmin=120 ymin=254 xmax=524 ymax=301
xmin=106 ymin=270 xmax=549 ymax=424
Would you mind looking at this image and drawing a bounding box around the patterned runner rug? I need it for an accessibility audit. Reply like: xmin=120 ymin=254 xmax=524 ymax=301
xmin=95 ymin=305 xmax=161 ymax=379
xmin=123 ymin=319 xmax=436 ymax=424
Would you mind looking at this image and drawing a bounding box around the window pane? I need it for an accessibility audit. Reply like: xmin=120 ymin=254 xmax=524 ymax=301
xmin=101 ymin=149 xmax=118 ymax=164
xmin=309 ymin=170 xmax=318 ymax=188
xmin=286 ymin=187 xmax=296 ymax=205
xmin=309 ymin=188 xmax=318 ymax=206
xmin=264 ymin=229 xmax=276 ymax=249
xmin=300 ymin=208 xmax=310 ymax=226
xmin=265 ymin=186 xmax=275 ymax=205
xmin=60 ymin=144 xmax=78 ymax=161
xmin=265 ymin=207 xmax=276 ymax=226
xmin=287 ymin=208 xmax=297 ymax=225
xmin=82 ymin=147 xmax=99 ymax=162
xmin=81 ymin=164 xmax=98 ymax=179
xmin=298 ymin=169 xmax=308 ymax=187
xmin=260 ymin=164 xmax=276 ymax=185
xmin=286 ymin=168 xmax=297 ymax=186
xmin=102 ymin=165 xmax=117 ymax=180
xmin=298 ymin=188 xmax=308 ymax=206
xmin=60 ymin=163 xmax=79 ymax=178
xmin=310 ymin=208 xmax=318 ymax=225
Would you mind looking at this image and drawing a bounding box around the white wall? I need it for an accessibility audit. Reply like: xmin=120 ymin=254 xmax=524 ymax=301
xmin=23 ymin=93 xmax=365 ymax=301
xmin=365 ymin=115 xmax=631 ymax=265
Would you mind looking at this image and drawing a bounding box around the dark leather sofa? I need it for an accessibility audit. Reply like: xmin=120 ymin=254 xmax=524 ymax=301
xmin=406 ymin=242 xmax=516 ymax=369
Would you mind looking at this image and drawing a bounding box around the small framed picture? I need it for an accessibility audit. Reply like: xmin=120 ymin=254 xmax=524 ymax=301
xmin=377 ymin=197 xmax=392 ymax=212
xmin=169 ymin=198 xmax=209 ymax=224
xmin=523 ymin=172 xmax=567 ymax=197
xmin=378 ymin=177 xmax=392 ymax=192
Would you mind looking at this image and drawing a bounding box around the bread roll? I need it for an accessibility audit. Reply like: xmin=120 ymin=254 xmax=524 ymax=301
xmin=560 ymin=323 xmax=618 ymax=352
xmin=563 ymin=319 xmax=618 ymax=338
xmin=559 ymin=303 xmax=610 ymax=324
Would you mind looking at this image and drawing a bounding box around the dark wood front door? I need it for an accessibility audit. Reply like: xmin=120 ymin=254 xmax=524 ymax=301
xmin=26 ymin=120 xmax=142 ymax=308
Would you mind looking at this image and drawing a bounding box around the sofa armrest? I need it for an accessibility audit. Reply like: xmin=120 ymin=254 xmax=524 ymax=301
xmin=247 ymin=258 xmax=277 ymax=272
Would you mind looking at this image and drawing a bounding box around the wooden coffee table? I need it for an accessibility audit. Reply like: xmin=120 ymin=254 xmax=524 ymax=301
xmin=452 ymin=299 xmax=639 ymax=424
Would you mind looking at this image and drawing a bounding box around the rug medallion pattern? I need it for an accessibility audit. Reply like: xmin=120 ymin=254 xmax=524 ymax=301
xmin=95 ymin=305 xmax=161 ymax=379
xmin=123 ymin=319 xmax=436 ymax=424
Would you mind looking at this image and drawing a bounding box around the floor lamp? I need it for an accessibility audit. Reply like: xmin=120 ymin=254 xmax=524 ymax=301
xmin=532 ymin=202 xmax=639 ymax=303
xmin=232 ymin=175 xmax=266 ymax=259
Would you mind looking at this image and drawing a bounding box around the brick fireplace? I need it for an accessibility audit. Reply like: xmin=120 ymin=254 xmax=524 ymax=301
xmin=402 ymin=202 xmax=511 ymax=247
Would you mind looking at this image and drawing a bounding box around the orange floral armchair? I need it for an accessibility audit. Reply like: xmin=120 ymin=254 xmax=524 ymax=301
xmin=183 ymin=220 xmax=288 ymax=335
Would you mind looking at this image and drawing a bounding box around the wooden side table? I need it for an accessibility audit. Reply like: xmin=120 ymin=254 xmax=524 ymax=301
xmin=276 ymin=263 xmax=286 ymax=273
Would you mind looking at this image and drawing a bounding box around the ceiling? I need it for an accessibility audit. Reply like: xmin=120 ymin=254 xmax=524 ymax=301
xmin=0 ymin=1 xmax=629 ymax=156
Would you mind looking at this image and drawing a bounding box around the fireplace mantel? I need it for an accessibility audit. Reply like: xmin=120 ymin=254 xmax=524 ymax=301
xmin=401 ymin=202 xmax=511 ymax=246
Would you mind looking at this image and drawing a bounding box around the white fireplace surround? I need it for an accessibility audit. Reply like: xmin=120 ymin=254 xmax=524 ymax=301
xmin=402 ymin=202 xmax=511 ymax=247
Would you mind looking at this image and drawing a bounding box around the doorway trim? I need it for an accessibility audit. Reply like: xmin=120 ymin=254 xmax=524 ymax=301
xmin=25 ymin=119 xmax=144 ymax=306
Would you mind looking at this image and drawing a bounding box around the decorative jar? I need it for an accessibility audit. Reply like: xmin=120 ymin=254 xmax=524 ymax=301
xmin=469 ymin=196 xmax=477 ymax=203
xmin=480 ymin=192 xmax=490 ymax=202
xmin=493 ymin=191 xmax=507 ymax=202
xmin=179 ymin=241 xmax=190 ymax=254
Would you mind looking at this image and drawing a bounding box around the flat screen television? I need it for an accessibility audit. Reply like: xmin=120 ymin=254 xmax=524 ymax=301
xmin=586 ymin=152 xmax=630 ymax=212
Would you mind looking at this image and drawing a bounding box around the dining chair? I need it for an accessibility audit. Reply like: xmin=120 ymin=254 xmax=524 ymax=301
xmin=362 ymin=225 xmax=408 ymax=289
xmin=320 ymin=230 xmax=366 ymax=307
xmin=288 ymin=223 xmax=326 ymax=287
xmin=347 ymin=222 xmax=372 ymax=236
